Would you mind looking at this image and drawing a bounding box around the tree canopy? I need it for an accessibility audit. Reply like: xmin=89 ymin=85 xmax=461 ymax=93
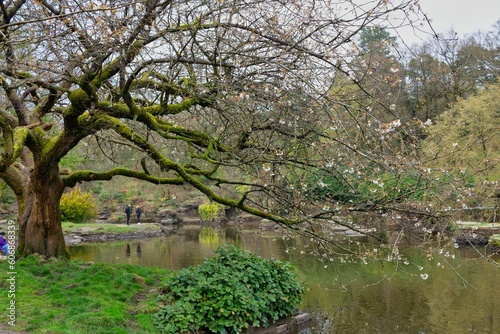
xmin=1 ymin=0 xmax=497 ymax=259
xmin=425 ymin=84 xmax=500 ymax=180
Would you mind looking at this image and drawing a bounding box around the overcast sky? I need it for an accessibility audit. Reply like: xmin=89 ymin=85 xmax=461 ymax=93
xmin=403 ymin=0 xmax=500 ymax=43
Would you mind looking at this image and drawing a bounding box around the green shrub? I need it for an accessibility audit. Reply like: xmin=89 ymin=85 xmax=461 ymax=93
xmin=303 ymin=172 xmax=360 ymax=203
xmin=489 ymin=235 xmax=500 ymax=247
xmin=198 ymin=202 xmax=221 ymax=221
xmin=60 ymin=188 xmax=98 ymax=223
xmin=357 ymin=172 xmax=429 ymax=202
xmin=302 ymin=168 xmax=430 ymax=204
xmin=154 ymin=245 xmax=304 ymax=334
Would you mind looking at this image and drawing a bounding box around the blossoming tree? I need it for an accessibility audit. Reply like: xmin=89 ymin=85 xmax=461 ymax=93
xmin=0 ymin=0 xmax=425 ymax=258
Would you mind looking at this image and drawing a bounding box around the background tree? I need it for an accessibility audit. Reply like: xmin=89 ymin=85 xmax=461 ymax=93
xmin=423 ymin=83 xmax=500 ymax=217
xmin=404 ymin=43 xmax=450 ymax=121
xmin=333 ymin=25 xmax=414 ymax=165
xmin=1 ymin=0 xmax=430 ymax=258
xmin=359 ymin=26 xmax=398 ymax=53
xmin=404 ymin=26 xmax=500 ymax=123
xmin=353 ymin=26 xmax=405 ymax=124
xmin=424 ymin=84 xmax=500 ymax=179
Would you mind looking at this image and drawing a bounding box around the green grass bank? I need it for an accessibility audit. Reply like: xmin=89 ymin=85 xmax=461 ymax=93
xmin=0 ymin=245 xmax=305 ymax=334
xmin=0 ymin=255 xmax=171 ymax=333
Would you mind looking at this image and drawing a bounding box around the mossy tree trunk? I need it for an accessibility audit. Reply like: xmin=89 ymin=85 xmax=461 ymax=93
xmin=16 ymin=162 xmax=69 ymax=259
xmin=1 ymin=125 xmax=81 ymax=259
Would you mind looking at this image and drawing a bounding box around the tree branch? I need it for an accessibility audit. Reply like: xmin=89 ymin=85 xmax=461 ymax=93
xmin=63 ymin=167 xmax=183 ymax=188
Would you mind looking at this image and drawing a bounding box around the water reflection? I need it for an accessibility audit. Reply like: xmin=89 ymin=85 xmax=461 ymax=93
xmin=70 ymin=225 xmax=500 ymax=333
xmin=125 ymin=243 xmax=142 ymax=259
xmin=137 ymin=243 xmax=142 ymax=258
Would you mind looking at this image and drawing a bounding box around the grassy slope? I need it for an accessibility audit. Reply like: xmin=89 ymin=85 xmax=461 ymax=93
xmin=0 ymin=256 xmax=171 ymax=333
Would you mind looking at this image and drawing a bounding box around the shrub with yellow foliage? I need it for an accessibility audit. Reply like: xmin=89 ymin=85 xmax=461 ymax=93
xmin=60 ymin=187 xmax=98 ymax=223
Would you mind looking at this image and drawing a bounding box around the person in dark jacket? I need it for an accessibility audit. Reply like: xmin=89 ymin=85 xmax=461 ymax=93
xmin=136 ymin=206 xmax=142 ymax=224
xmin=0 ymin=232 xmax=10 ymax=256
xmin=125 ymin=204 xmax=132 ymax=225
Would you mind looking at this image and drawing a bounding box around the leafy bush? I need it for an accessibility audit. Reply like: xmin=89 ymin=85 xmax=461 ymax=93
xmin=198 ymin=202 xmax=222 ymax=221
xmin=154 ymin=245 xmax=304 ymax=334
xmin=60 ymin=188 xmax=98 ymax=223
xmin=357 ymin=173 xmax=429 ymax=202
xmin=302 ymin=168 xmax=430 ymax=204
xmin=303 ymin=172 xmax=360 ymax=203
xmin=490 ymin=235 xmax=500 ymax=248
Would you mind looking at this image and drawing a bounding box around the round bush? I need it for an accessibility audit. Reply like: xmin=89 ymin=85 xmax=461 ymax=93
xmin=60 ymin=187 xmax=98 ymax=223
xmin=154 ymin=245 xmax=304 ymax=334
xmin=198 ymin=202 xmax=221 ymax=221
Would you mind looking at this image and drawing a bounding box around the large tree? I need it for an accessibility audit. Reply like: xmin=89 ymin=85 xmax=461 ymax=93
xmin=422 ymin=83 xmax=500 ymax=217
xmin=404 ymin=25 xmax=500 ymax=122
xmin=0 ymin=0 xmax=424 ymax=258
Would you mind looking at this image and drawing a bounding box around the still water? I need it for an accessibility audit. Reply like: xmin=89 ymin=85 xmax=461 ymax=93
xmin=70 ymin=225 xmax=500 ymax=334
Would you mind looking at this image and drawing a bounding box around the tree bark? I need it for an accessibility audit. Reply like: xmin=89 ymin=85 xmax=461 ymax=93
xmin=17 ymin=163 xmax=69 ymax=259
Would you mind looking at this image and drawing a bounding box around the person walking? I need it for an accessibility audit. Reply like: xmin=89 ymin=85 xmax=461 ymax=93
xmin=125 ymin=204 xmax=132 ymax=225
xmin=135 ymin=206 xmax=142 ymax=224
xmin=0 ymin=232 xmax=10 ymax=256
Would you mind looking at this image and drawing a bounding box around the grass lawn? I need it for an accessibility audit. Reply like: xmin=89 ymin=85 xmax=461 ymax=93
xmin=0 ymin=255 xmax=171 ymax=333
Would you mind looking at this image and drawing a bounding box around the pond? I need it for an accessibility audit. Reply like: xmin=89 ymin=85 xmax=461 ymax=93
xmin=70 ymin=225 xmax=500 ymax=333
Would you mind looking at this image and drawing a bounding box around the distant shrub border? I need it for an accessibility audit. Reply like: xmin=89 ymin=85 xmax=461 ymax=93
xmin=154 ymin=245 xmax=304 ymax=334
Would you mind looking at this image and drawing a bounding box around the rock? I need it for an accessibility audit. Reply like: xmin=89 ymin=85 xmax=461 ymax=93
xmin=132 ymin=274 xmax=146 ymax=286
xmin=157 ymin=208 xmax=177 ymax=218
xmin=159 ymin=218 xmax=176 ymax=225
xmin=454 ymin=221 xmax=500 ymax=246
xmin=178 ymin=204 xmax=199 ymax=217
xmin=243 ymin=312 xmax=312 ymax=334
xmin=181 ymin=217 xmax=202 ymax=224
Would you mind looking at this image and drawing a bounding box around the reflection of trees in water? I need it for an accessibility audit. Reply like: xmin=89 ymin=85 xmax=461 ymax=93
xmin=198 ymin=226 xmax=242 ymax=246
xmin=69 ymin=244 xmax=99 ymax=261
xmin=182 ymin=225 xmax=243 ymax=245
xmin=223 ymin=226 xmax=241 ymax=243
xmin=183 ymin=227 xmax=202 ymax=242
xmin=199 ymin=227 xmax=219 ymax=246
